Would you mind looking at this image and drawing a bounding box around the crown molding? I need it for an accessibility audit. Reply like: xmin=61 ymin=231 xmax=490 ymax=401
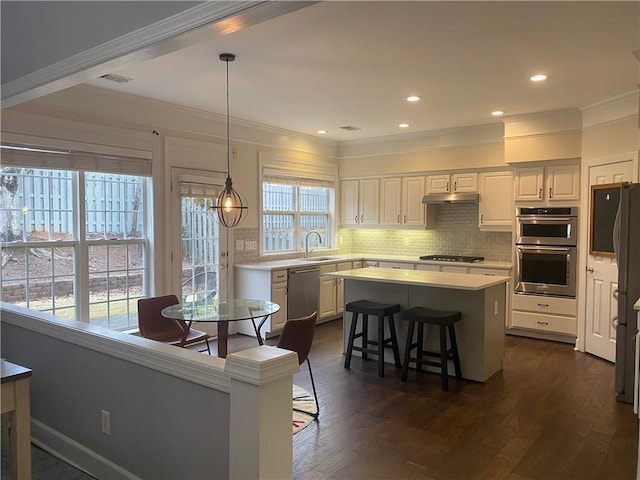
xmin=580 ymin=89 xmax=639 ymax=129
xmin=1 ymin=2 xmax=316 ymax=108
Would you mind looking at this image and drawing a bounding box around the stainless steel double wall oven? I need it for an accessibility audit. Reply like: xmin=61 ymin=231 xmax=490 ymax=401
xmin=515 ymin=207 xmax=578 ymax=298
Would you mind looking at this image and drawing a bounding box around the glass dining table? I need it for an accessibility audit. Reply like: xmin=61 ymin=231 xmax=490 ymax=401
xmin=161 ymin=298 xmax=280 ymax=358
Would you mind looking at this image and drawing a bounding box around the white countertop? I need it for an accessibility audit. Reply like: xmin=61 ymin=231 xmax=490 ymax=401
xmin=326 ymin=267 xmax=509 ymax=291
xmin=235 ymin=254 xmax=512 ymax=271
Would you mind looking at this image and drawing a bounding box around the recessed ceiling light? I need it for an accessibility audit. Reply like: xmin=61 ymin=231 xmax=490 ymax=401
xmin=491 ymin=110 xmax=504 ymax=117
xmin=316 ymin=129 xmax=327 ymax=134
xmin=530 ymin=73 xmax=548 ymax=82
xmin=398 ymin=123 xmax=410 ymax=128
xmin=406 ymin=96 xmax=421 ymax=102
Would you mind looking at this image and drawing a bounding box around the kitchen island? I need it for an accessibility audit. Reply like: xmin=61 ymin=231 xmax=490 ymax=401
xmin=327 ymin=267 xmax=509 ymax=382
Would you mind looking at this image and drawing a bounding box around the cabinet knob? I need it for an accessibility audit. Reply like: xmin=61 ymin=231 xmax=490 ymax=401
xmin=480 ymin=214 xmax=484 ymax=224
xmin=586 ymin=267 xmax=594 ymax=273
xmin=360 ymin=214 xmax=364 ymax=223
xmin=403 ymin=215 xmax=407 ymax=223
xmin=537 ymin=303 xmax=549 ymax=308
xmin=548 ymin=187 xmax=553 ymax=199
xmin=446 ymin=181 xmax=450 ymax=192
xmin=397 ymin=214 xmax=400 ymax=223
xmin=355 ymin=215 xmax=359 ymax=223
xmin=453 ymin=181 xmax=457 ymax=191
xmin=538 ymin=188 xmax=543 ymax=199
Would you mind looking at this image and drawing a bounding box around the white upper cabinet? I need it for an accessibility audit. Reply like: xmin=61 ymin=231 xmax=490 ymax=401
xmin=514 ymin=164 xmax=579 ymax=203
xmin=426 ymin=173 xmax=478 ymax=193
xmin=341 ymin=178 xmax=380 ymax=226
xmin=545 ymin=164 xmax=580 ymax=202
xmin=401 ymin=176 xmax=426 ymax=226
xmin=478 ymin=171 xmax=514 ymax=231
xmin=379 ymin=176 xmax=426 ymax=227
xmin=379 ymin=177 xmax=402 ymax=225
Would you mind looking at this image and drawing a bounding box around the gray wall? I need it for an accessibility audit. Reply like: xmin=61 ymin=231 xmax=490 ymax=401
xmin=1 ymin=318 xmax=230 ymax=479
xmin=0 ymin=1 xmax=201 ymax=84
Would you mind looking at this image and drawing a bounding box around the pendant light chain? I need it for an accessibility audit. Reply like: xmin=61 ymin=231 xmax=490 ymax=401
xmin=225 ymin=55 xmax=231 ymax=180
xmin=212 ymin=53 xmax=247 ymax=228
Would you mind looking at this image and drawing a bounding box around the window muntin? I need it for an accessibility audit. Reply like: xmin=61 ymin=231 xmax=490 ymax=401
xmin=262 ymin=182 xmax=332 ymax=253
xmin=0 ymin=166 xmax=149 ymax=329
xmin=180 ymin=196 xmax=219 ymax=307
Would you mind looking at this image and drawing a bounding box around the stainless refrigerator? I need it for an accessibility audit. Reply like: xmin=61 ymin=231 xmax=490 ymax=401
xmin=614 ymin=182 xmax=640 ymax=404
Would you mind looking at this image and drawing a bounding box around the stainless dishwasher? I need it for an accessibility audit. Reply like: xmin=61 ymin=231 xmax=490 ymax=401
xmin=287 ymin=266 xmax=320 ymax=321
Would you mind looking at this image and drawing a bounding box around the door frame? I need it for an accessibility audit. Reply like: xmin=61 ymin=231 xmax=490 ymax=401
xmin=576 ymin=151 xmax=639 ymax=353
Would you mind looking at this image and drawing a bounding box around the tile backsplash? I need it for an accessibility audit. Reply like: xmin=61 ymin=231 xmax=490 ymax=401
xmin=233 ymin=204 xmax=512 ymax=263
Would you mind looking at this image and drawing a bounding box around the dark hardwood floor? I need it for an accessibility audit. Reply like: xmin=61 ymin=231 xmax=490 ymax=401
xmin=231 ymin=318 xmax=639 ymax=480
xmin=13 ymin=320 xmax=637 ymax=479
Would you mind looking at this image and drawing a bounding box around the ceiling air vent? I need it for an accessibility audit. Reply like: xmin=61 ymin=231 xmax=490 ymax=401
xmin=339 ymin=125 xmax=361 ymax=131
xmin=100 ymin=73 xmax=133 ymax=84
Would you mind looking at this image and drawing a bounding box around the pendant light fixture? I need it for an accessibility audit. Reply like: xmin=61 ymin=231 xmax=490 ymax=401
xmin=212 ymin=52 xmax=247 ymax=228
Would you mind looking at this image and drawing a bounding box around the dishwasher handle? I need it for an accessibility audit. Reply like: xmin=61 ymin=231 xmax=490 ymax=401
xmin=289 ymin=267 xmax=320 ymax=275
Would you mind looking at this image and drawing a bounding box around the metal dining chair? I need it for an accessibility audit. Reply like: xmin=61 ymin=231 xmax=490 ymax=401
xmin=276 ymin=311 xmax=320 ymax=418
xmin=137 ymin=294 xmax=211 ymax=354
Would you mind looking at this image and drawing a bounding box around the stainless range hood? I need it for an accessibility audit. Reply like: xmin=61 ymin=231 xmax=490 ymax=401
xmin=422 ymin=192 xmax=479 ymax=204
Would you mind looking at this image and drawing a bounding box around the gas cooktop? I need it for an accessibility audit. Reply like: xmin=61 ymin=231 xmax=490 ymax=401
xmin=419 ymin=255 xmax=485 ymax=263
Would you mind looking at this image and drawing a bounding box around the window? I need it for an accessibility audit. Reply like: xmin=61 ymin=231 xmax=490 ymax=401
xmin=1 ymin=145 xmax=151 ymax=330
xmin=261 ymin=155 xmax=337 ymax=254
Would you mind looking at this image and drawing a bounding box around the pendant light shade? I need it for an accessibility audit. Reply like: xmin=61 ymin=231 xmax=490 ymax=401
xmin=212 ymin=52 xmax=247 ymax=228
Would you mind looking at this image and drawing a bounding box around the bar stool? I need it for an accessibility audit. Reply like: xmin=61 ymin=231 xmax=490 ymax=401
xmin=344 ymin=300 xmax=402 ymax=377
xmin=400 ymin=306 xmax=462 ymax=391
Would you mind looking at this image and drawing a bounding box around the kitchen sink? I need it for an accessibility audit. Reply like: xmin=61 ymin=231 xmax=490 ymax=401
xmin=294 ymin=256 xmax=341 ymax=263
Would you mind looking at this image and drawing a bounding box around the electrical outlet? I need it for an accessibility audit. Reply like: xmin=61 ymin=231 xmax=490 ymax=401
xmin=404 ymin=237 xmax=410 ymax=246
xmin=245 ymin=240 xmax=257 ymax=250
xmin=235 ymin=240 xmax=244 ymax=251
xmin=101 ymin=410 xmax=111 ymax=435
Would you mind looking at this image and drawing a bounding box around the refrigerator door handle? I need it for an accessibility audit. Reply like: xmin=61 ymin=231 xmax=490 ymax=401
xmin=612 ymin=316 xmax=618 ymax=329
xmin=613 ymin=289 xmax=619 ymax=300
xmin=612 ymin=199 xmax=621 ymax=264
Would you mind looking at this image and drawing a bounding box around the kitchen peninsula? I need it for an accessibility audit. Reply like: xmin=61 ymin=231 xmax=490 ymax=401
xmin=328 ymin=267 xmax=509 ymax=382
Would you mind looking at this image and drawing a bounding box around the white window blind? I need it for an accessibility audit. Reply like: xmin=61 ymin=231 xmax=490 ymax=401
xmin=1 ymin=143 xmax=152 ymax=176
xmin=261 ymin=154 xmax=337 ymax=188
xmin=178 ymin=174 xmax=225 ymax=198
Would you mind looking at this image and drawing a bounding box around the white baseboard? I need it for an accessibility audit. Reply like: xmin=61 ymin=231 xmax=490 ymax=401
xmin=31 ymin=419 xmax=141 ymax=480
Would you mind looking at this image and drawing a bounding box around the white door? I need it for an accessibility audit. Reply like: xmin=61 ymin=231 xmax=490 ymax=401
xmin=584 ymin=159 xmax=634 ymax=361
xmin=171 ymin=169 xmax=228 ymax=337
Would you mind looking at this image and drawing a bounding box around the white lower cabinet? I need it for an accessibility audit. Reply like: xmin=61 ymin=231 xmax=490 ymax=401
xmin=235 ymin=267 xmax=288 ymax=338
xmin=319 ymin=261 xmax=362 ymax=321
xmin=511 ymin=294 xmax=576 ymax=336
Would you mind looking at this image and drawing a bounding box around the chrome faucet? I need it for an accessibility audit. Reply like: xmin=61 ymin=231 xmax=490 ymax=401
xmin=304 ymin=231 xmax=322 ymax=258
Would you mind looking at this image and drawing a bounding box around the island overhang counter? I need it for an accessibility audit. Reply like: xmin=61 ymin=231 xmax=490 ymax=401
xmin=327 ymin=267 xmax=509 ymax=383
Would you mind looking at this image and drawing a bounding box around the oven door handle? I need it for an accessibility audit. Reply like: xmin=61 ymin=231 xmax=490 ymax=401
xmin=516 ymin=245 xmax=573 ymax=253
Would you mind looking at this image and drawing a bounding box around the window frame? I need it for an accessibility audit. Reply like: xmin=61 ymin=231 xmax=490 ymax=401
xmin=259 ymin=153 xmax=337 ymax=256
xmin=0 ymin=144 xmax=152 ymax=331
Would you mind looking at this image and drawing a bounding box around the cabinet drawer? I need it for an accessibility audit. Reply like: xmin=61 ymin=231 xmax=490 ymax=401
xmin=379 ymin=262 xmax=414 ymax=269
xmin=441 ymin=265 xmax=469 ymax=274
xmin=512 ymin=294 xmax=576 ymax=316
xmin=319 ymin=263 xmax=337 ymax=276
xmin=512 ymin=311 xmax=576 ymax=335
xmin=337 ymin=262 xmax=353 ymax=271
xmin=415 ymin=264 xmax=440 ymax=272
xmin=469 ymin=267 xmax=509 ymax=277
xmin=271 ymin=269 xmax=287 ymax=283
